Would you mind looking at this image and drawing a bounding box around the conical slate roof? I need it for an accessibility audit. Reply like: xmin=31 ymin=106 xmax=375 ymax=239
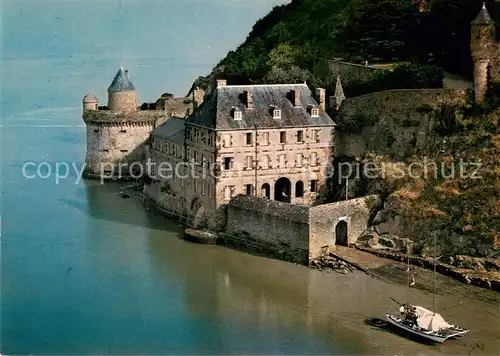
xmin=472 ymin=2 xmax=493 ymax=25
xmin=108 ymin=66 xmax=135 ymax=92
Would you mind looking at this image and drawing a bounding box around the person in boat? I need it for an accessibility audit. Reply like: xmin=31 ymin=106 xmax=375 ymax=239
xmin=399 ymin=304 xmax=418 ymax=327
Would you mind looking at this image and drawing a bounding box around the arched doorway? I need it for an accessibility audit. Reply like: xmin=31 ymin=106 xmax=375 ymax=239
xmin=335 ymin=220 xmax=348 ymax=246
xmin=261 ymin=183 xmax=270 ymax=199
xmin=274 ymin=177 xmax=291 ymax=203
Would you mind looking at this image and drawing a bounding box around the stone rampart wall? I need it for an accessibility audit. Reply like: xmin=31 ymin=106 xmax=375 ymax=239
xmin=335 ymin=88 xmax=471 ymax=158
xmin=314 ymin=59 xmax=387 ymax=86
xmin=226 ymin=195 xmax=310 ymax=263
xmin=308 ymin=196 xmax=377 ymax=261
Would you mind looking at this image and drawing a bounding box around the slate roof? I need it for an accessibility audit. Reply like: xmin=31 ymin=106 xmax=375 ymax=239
xmin=108 ymin=66 xmax=136 ymax=92
xmin=186 ymin=83 xmax=335 ymax=130
xmin=472 ymin=3 xmax=493 ymax=25
xmin=155 ymin=97 xmax=192 ymax=116
xmin=151 ymin=117 xmax=185 ymax=144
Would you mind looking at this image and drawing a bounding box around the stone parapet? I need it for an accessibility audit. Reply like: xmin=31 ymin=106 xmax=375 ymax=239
xmin=83 ymin=109 xmax=167 ymax=124
xmin=229 ymin=194 xmax=309 ymax=224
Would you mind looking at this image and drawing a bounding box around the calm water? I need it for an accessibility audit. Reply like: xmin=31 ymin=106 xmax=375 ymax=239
xmin=2 ymin=1 xmax=500 ymax=355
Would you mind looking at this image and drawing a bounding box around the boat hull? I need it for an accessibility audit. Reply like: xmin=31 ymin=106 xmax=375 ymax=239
xmin=385 ymin=314 xmax=469 ymax=343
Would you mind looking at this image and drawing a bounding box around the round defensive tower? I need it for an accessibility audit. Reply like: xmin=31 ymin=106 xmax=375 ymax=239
xmin=82 ymin=66 xmax=159 ymax=180
xmin=107 ymin=65 xmax=137 ymax=112
xmin=470 ymin=2 xmax=495 ymax=104
xmin=82 ymin=93 xmax=99 ymax=112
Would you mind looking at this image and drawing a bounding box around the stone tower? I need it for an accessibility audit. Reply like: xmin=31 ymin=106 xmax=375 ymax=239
xmin=107 ymin=65 xmax=137 ymax=112
xmin=470 ymin=2 xmax=496 ymax=104
xmin=82 ymin=66 xmax=159 ymax=179
xmin=82 ymin=93 xmax=99 ymax=112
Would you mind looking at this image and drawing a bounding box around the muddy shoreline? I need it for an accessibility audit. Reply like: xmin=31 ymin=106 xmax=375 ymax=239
xmin=354 ymin=245 xmax=500 ymax=292
xmin=125 ymin=189 xmax=500 ymax=355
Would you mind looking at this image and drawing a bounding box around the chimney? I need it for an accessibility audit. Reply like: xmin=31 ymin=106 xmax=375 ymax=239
xmin=316 ymin=88 xmax=326 ymax=110
xmin=216 ymin=79 xmax=227 ymax=88
xmin=193 ymin=87 xmax=205 ymax=107
xmin=246 ymin=89 xmax=253 ymax=109
xmin=293 ymin=88 xmax=301 ymax=107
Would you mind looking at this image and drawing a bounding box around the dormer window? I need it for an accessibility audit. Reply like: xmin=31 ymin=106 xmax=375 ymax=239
xmin=311 ymin=108 xmax=319 ymax=117
xmin=233 ymin=109 xmax=242 ymax=120
xmin=273 ymin=109 xmax=281 ymax=119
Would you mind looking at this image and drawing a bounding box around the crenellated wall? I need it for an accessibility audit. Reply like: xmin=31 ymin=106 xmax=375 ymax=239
xmin=335 ymin=88 xmax=472 ymax=158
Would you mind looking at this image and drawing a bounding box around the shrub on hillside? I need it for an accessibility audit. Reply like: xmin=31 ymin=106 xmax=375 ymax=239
xmin=343 ymin=63 xmax=444 ymax=97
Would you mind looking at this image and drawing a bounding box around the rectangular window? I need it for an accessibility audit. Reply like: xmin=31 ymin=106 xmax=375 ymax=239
xmin=297 ymin=130 xmax=304 ymax=143
xmin=311 ymin=152 xmax=318 ymax=166
xmin=263 ymin=132 xmax=269 ymax=145
xmin=262 ymin=155 xmax=270 ymax=169
xmin=245 ymin=184 xmax=253 ymax=195
xmin=273 ymin=109 xmax=281 ymax=119
xmin=224 ymin=157 xmax=233 ymax=170
xmin=245 ymin=156 xmax=253 ymax=169
xmin=296 ymin=153 xmax=303 ymax=166
xmin=224 ymin=186 xmax=232 ymax=201
xmin=120 ymin=129 xmax=127 ymax=133
xmin=311 ymin=129 xmax=320 ymax=143
xmin=234 ymin=110 xmax=242 ymax=120
xmin=311 ymin=108 xmax=319 ymax=117
xmin=311 ymin=180 xmax=318 ymax=193
xmin=224 ymin=134 xmax=232 ymax=147
xmin=120 ymin=149 xmax=128 ymax=153
xmin=246 ymin=132 xmax=253 ymax=145
xmin=280 ymin=131 xmax=286 ymax=144
xmin=311 ymin=130 xmax=317 ymax=142
xmin=279 ymin=154 xmax=286 ymax=168
xmin=102 ymin=149 xmax=109 ymax=152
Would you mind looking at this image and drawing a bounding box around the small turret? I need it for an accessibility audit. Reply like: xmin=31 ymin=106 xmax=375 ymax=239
xmin=82 ymin=93 xmax=99 ymax=112
xmin=471 ymin=2 xmax=495 ymax=61
xmin=107 ymin=65 xmax=137 ymax=112
xmin=470 ymin=2 xmax=496 ymax=104
xmin=332 ymin=76 xmax=346 ymax=111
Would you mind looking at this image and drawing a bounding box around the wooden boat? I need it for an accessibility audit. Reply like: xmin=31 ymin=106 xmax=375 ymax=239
xmin=385 ymin=305 xmax=470 ymax=343
xmin=383 ymin=235 xmax=470 ymax=343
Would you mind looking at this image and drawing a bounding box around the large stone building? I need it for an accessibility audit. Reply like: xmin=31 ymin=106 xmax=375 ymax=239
xmin=144 ymin=81 xmax=336 ymax=228
xmin=81 ymin=66 xmax=195 ymax=178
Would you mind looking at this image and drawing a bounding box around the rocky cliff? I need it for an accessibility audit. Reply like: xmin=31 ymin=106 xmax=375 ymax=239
xmin=328 ymin=104 xmax=500 ymax=274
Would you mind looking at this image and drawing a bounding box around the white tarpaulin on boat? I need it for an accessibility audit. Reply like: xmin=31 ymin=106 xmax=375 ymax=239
xmin=413 ymin=305 xmax=451 ymax=332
